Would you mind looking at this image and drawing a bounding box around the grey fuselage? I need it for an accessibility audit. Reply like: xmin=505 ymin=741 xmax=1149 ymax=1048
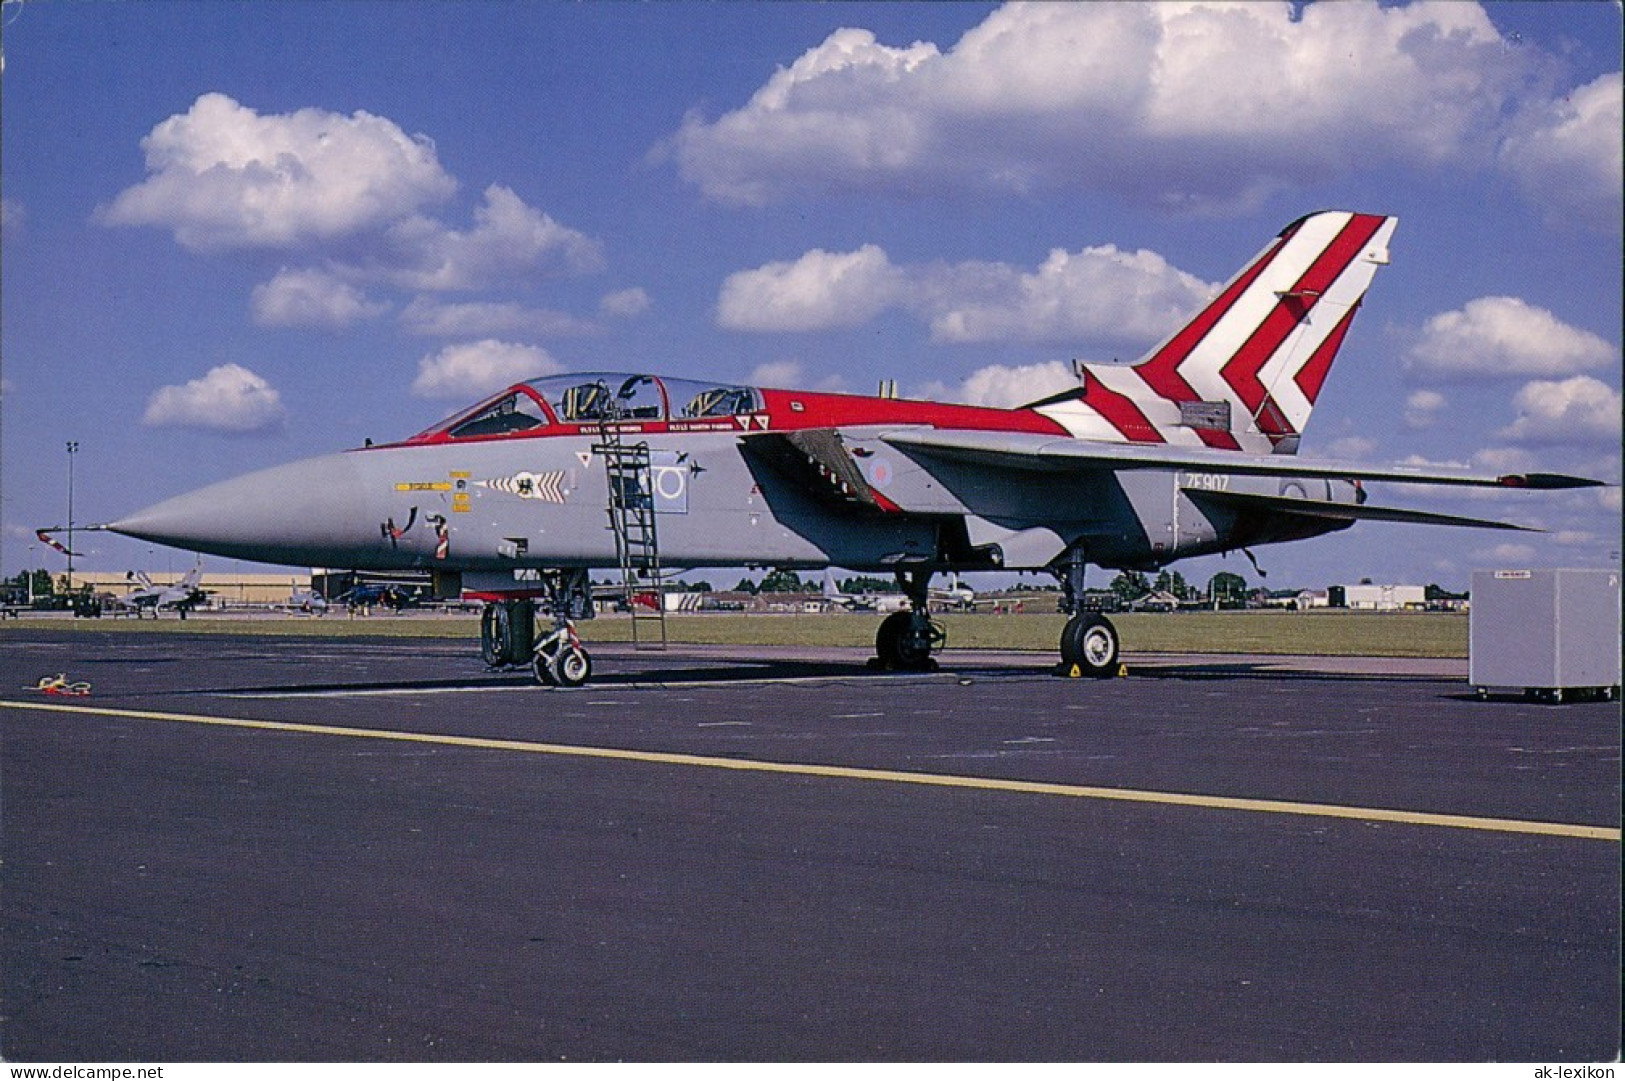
xmin=109 ymin=424 xmax=1352 ymax=585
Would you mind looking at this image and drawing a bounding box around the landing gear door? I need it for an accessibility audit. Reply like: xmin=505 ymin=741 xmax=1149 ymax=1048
xmin=1175 ymin=471 xmax=1225 ymax=553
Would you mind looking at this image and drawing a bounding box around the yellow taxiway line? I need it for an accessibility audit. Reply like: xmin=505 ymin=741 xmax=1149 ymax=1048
xmin=2 ymin=697 xmax=1618 ymax=842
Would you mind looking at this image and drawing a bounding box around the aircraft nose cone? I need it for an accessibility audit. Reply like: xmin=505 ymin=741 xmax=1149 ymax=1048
xmin=109 ymin=452 xmax=371 ymax=566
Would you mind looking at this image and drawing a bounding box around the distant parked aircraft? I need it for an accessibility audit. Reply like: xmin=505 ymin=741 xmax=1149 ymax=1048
xmin=112 ymin=565 xmax=208 ymax=618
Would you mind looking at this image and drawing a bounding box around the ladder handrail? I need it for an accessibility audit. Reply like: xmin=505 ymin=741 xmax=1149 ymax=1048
xmin=594 ymin=425 xmax=667 ymax=650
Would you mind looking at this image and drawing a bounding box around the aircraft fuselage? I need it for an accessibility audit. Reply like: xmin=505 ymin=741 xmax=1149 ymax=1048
xmin=108 ymin=385 xmax=1356 ymax=585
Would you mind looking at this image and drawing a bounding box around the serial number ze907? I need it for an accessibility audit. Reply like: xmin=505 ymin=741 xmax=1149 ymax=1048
xmin=1181 ymin=472 xmax=1231 ymax=492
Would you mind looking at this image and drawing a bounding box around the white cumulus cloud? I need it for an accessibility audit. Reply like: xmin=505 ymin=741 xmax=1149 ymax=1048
xmin=410 ymin=340 xmax=563 ymax=400
xmin=599 ymin=288 xmax=651 ymax=318
xmin=100 ymin=93 xmax=457 ymax=251
xmin=719 ymin=241 xmax=1215 ymax=345
xmin=719 ymin=245 xmax=902 ymax=331
xmin=1403 ymin=389 xmax=1447 ymax=430
xmin=954 ymin=361 xmax=1079 ymax=410
xmin=1406 ymin=296 xmax=1616 ymax=381
xmin=251 ymin=267 xmax=388 ymax=329
xmin=1499 ymin=72 xmax=1623 ymax=233
xmin=746 ymin=359 xmax=847 ymax=393
xmin=377 ymin=184 xmax=605 ymax=292
xmin=1499 ymin=375 xmax=1623 ymax=446
xmin=748 ymin=360 xmax=807 ymax=387
xmin=141 ymin=364 xmax=287 ymax=434
xmin=924 ymin=245 xmax=1214 ymax=344
xmin=670 ymin=3 xmax=1543 ymax=215
xmin=101 ymin=95 xmax=611 ymax=328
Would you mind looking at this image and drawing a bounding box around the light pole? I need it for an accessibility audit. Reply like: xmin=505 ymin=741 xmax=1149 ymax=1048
xmin=66 ymin=441 xmax=78 ymax=595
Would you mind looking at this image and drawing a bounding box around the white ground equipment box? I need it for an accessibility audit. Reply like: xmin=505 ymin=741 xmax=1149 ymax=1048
xmin=1469 ymin=568 xmax=1621 ymax=703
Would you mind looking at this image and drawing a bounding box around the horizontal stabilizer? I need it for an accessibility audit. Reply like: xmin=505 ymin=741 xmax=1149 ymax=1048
xmin=1186 ymin=489 xmax=1539 ymax=532
xmin=878 ymin=427 xmax=1603 ymax=490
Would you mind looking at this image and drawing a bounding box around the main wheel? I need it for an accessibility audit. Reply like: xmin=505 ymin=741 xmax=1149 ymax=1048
xmin=1060 ymin=612 xmax=1119 ymax=678
xmin=481 ymin=603 xmax=510 ymax=666
xmin=549 ymin=645 xmax=593 ymax=688
xmin=482 ymin=600 xmax=536 ymax=667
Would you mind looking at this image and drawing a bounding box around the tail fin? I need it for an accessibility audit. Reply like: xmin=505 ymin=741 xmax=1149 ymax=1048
xmin=1029 ymin=211 xmax=1397 ymax=454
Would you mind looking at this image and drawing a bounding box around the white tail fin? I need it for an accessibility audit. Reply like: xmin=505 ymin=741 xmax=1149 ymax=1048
xmin=1029 ymin=211 xmax=1397 ymax=454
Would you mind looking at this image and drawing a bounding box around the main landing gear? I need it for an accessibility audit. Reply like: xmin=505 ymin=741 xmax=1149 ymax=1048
xmin=480 ymin=569 xmax=595 ymax=687
xmin=1053 ymin=549 xmax=1120 ymax=679
xmin=869 ymin=568 xmax=946 ymax=671
xmin=861 ymin=559 xmax=1120 ymax=677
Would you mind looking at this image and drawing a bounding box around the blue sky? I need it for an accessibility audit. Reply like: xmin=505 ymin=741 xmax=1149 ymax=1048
xmin=2 ymin=1 xmax=1619 ymax=591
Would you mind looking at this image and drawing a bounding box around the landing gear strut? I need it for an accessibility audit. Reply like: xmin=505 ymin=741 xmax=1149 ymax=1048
xmin=1053 ymin=548 xmax=1120 ymax=678
xmin=480 ymin=569 xmax=596 ymax=687
xmin=532 ymin=568 xmax=594 ymax=687
xmin=870 ymin=568 xmax=945 ymax=671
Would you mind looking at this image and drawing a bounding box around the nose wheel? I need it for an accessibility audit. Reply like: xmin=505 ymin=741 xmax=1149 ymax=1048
xmin=533 ymin=631 xmax=592 ymax=687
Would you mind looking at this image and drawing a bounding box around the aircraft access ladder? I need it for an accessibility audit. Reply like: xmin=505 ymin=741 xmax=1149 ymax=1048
xmin=594 ymin=427 xmax=668 ymax=650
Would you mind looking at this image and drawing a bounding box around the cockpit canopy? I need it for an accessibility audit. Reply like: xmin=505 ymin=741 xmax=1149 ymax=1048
xmin=412 ymin=372 xmax=764 ymax=442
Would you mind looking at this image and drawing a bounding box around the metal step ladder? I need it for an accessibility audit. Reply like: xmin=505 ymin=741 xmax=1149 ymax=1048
xmin=595 ymin=427 xmax=667 ymax=650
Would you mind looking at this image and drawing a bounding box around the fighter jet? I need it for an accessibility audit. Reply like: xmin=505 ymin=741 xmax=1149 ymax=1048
xmin=113 ymin=565 xmax=209 ymax=619
xmin=100 ymin=211 xmax=1602 ymax=684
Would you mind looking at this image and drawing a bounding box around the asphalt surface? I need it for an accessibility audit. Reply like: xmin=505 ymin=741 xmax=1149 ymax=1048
xmin=1 ymin=628 xmax=1619 ymax=1062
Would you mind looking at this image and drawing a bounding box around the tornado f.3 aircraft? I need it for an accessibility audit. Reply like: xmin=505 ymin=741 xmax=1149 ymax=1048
xmin=100 ymin=211 xmax=1601 ymax=685
xmin=112 ymin=565 xmax=209 ymax=618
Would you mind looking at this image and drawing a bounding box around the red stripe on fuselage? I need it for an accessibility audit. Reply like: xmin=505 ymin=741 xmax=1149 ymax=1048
xmin=378 ymin=388 xmax=1074 ymax=450
xmin=755 ymin=389 xmax=1071 ymax=435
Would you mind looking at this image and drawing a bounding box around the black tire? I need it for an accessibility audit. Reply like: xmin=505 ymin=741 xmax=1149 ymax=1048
xmin=875 ymin=611 xmax=935 ymax=670
xmin=482 ymin=600 xmax=538 ymax=667
xmin=531 ymin=648 xmax=558 ymax=686
xmin=481 ymin=603 xmax=510 ymax=666
xmin=1060 ymin=612 xmax=1119 ymax=678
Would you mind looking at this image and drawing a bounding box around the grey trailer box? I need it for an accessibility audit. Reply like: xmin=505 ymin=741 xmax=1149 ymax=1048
xmin=1470 ymin=568 xmax=1621 ymax=701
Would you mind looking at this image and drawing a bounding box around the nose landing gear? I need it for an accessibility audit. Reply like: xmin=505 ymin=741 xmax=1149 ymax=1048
xmin=533 ymin=622 xmax=592 ymax=687
xmin=480 ymin=568 xmax=597 ymax=687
